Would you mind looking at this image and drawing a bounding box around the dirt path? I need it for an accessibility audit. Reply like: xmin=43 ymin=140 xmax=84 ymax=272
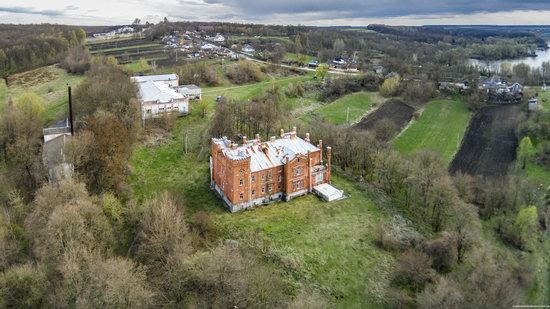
xmin=449 ymin=104 xmax=523 ymax=177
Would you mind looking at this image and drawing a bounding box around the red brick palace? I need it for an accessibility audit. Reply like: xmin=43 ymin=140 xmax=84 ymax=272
xmin=210 ymin=127 xmax=332 ymax=212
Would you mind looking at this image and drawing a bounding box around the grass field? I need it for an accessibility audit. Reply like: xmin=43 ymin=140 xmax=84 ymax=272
xmin=0 ymin=78 xmax=7 ymax=108
xmin=394 ymin=99 xmax=471 ymax=164
xmin=315 ymin=92 xmax=376 ymax=125
xmin=2 ymin=65 xmax=85 ymax=124
xmin=202 ymin=74 xmax=315 ymax=102
xmin=284 ymin=52 xmax=315 ymax=63
xmin=130 ymin=107 xmax=396 ymax=308
xmin=524 ymin=88 xmax=550 ymax=187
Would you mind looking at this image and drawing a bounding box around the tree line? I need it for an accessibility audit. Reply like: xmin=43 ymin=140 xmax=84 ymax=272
xmin=0 ymin=24 xmax=86 ymax=78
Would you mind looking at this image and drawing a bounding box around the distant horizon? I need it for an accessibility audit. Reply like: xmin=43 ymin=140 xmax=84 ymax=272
xmin=3 ymin=1 xmax=550 ymax=27
xmin=3 ymin=22 xmax=550 ymax=28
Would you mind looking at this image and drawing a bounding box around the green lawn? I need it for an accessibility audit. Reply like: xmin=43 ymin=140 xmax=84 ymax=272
xmin=130 ymin=108 xmax=395 ymax=308
xmin=316 ymin=92 xmax=375 ymax=125
xmin=525 ymin=161 xmax=550 ymax=188
xmin=2 ymin=65 xmax=85 ymax=124
xmin=394 ymin=99 xmax=471 ymax=164
xmin=539 ymin=88 xmax=550 ymax=113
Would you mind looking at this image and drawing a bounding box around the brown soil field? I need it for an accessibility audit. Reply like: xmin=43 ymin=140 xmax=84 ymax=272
xmin=354 ymin=99 xmax=415 ymax=132
xmin=449 ymin=104 xmax=523 ymax=177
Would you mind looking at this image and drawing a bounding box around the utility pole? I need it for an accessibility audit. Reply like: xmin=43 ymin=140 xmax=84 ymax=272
xmin=67 ymin=84 xmax=74 ymax=135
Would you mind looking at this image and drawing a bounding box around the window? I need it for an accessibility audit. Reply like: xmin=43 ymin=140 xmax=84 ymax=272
xmin=268 ymin=171 xmax=272 ymax=179
xmin=252 ymin=189 xmax=255 ymax=196
xmin=239 ymin=178 xmax=244 ymax=186
xmin=251 ymin=175 xmax=256 ymax=183
xmin=262 ymin=186 xmax=266 ymax=194
xmin=294 ymin=167 xmax=303 ymax=176
xmin=278 ymin=175 xmax=282 ymax=182
xmin=268 ymin=184 xmax=272 ymax=193
xmin=262 ymin=174 xmax=266 ymax=182
xmin=239 ymin=193 xmax=244 ymax=200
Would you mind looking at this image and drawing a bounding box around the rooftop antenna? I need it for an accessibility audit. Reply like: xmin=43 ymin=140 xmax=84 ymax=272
xmin=67 ymin=84 xmax=74 ymax=136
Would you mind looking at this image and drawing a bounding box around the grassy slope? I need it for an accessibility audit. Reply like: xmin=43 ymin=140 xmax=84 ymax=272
xmin=284 ymin=52 xmax=315 ymax=63
xmin=316 ymin=92 xmax=374 ymax=125
xmin=0 ymin=78 xmax=7 ymax=109
xmin=3 ymin=65 xmax=85 ymax=124
xmin=130 ymin=107 xmax=395 ymax=308
xmin=394 ymin=99 xmax=471 ymax=164
xmin=202 ymin=74 xmax=314 ymax=102
xmin=525 ymin=89 xmax=550 ymax=186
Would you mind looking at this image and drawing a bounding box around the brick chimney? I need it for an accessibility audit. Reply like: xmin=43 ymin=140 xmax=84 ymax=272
xmin=255 ymin=133 xmax=260 ymax=142
xmin=318 ymin=140 xmax=323 ymax=164
xmin=326 ymin=146 xmax=332 ymax=183
xmin=231 ymin=143 xmax=238 ymax=150
xmin=270 ymin=136 xmax=276 ymax=142
xmin=292 ymin=126 xmax=297 ymax=134
xmin=242 ymin=135 xmax=248 ymax=144
xmin=305 ymin=133 xmax=310 ymax=142
xmin=280 ymin=128 xmax=284 ymax=137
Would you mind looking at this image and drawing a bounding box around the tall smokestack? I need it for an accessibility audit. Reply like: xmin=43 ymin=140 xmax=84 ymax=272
xmin=68 ymin=84 xmax=74 ymax=136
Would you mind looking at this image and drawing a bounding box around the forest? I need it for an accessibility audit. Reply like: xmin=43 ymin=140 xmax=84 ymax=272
xmin=0 ymin=24 xmax=86 ymax=78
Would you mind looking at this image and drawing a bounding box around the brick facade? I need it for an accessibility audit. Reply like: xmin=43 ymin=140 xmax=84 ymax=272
xmin=210 ymin=128 xmax=332 ymax=212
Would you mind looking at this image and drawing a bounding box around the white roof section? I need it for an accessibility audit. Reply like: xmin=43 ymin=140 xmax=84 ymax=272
xmin=314 ymin=183 xmax=345 ymax=202
xmin=131 ymin=74 xmax=178 ymax=83
xmin=213 ymin=133 xmax=320 ymax=172
xmin=137 ymin=81 xmax=185 ymax=103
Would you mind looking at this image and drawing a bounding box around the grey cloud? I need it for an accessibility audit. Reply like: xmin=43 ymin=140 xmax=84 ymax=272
xmin=0 ymin=6 xmax=65 ymax=17
xmin=203 ymin=0 xmax=550 ymax=19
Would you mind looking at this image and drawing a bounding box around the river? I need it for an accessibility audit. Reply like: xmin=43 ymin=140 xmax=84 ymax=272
xmin=469 ymin=44 xmax=550 ymax=72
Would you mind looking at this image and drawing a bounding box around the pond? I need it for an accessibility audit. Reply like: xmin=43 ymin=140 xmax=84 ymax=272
xmin=469 ymin=44 xmax=550 ymax=71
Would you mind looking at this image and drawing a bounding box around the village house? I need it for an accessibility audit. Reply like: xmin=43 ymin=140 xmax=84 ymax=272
xmin=241 ymin=44 xmax=255 ymax=53
xmin=131 ymin=74 xmax=189 ymax=118
xmin=210 ymin=127 xmax=343 ymax=212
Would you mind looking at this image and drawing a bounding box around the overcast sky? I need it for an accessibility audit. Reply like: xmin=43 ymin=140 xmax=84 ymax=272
xmin=2 ymin=0 xmax=550 ymax=26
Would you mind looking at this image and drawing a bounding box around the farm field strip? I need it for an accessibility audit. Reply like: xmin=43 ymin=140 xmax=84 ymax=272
xmin=450 ymin=104 xmax=523 ymax=177
xmin=394 ymin=99 xmax=471 ymax=163
xmin=354 ymin=99 xmax=415 ymax=135
xmin=90 ymin=43 xmax=163 ymax=54
xmin=316 ymin=92 xmax=375 ymax=125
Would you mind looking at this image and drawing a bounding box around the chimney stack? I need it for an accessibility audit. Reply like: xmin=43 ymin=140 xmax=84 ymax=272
xmin=231 ymin=143 xmax=238 ymax=150
xmin=292 ymin=126 xmax=297 ymax=133
xmin=318 ymin=140 xmax=323 ymax=164
xmin=255 ymin=133 xmax=260 ymax=142
xmin=326 ymin=146 xmax=332 ymax=183
xmin=270 ymin=136 xmax=276 ymax=142
xmin=242 ymin=136 xmax=248 ymax=144
xmin=68 ymin=85 xmax=74 ymax=136
xmin=305 ymin=133 xmax=310 ymax=142
xmin=280 ymin=128 xmax=284 ymax=137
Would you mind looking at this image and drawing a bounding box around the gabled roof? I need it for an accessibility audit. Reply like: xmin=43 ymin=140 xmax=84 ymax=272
xmin=137 ymin=81 xmax=185 ymax=103
xmin=213 ymin=133 xmax=320 ymax=172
